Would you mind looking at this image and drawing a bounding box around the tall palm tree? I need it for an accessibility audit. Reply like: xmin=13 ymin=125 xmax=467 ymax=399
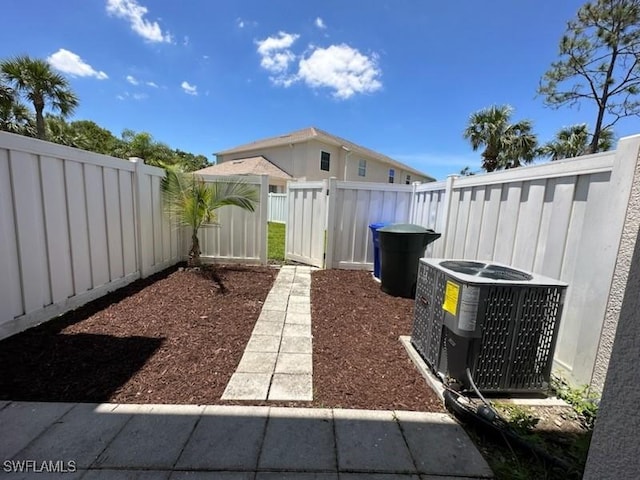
xmin=541 ymin=124 xmax=615 ymax=161
xmin=161 ymin=166 xmax=259 ymax=266
xmin=1 ymin=56 xmax=78 ymax=140
xmin=463 ymin=105 xmax=538 ymax=172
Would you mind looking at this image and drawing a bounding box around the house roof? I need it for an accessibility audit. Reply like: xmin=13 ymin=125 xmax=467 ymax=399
xmin=215 ymin=127 xmax=435 ymax=181
xmin=194 ymin=155 xmax=292 ymax=181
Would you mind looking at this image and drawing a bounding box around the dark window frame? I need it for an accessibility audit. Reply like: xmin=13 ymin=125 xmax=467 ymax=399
xmin=388 ymin=168 xmax=395 ymax=183
xmin=320 ymin=151 xmax=331 ymax=171
xmin=358 ymin=159 xmax=366 ymax=177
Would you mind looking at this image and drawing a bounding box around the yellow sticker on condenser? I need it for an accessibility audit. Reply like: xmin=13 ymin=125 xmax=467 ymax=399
xmin=443 ymin=281 xmax=460 ymax=315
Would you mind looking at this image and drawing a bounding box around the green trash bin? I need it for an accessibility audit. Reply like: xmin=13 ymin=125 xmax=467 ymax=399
xmin=378 ymin=224 xmax=441 ymax=298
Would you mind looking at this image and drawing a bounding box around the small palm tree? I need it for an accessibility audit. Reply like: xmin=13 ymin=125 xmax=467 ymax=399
xmin=541 ymin=124 xmax=615 ymax=160
xmin=161 ymin=166 xmax=259 ymax=266
xmin=1 ymin=56 xmax=78 ymax=140
xmin=463 ymin=105 xmax=538 ymax=172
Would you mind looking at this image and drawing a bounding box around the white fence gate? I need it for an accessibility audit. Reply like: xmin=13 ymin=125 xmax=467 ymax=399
xmin=285 ymin=181 xmax=327 ymax=268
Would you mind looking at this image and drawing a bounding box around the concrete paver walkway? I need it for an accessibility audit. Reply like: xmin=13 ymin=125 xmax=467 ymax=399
xmin=0 ymin=401 xmax=494 ymax=479
xmin=222 ymin=266 xmax=313 ymax=402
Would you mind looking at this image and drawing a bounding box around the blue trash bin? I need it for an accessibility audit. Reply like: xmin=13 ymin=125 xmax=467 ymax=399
xmin=369 ymin=222 xmax=391 ymax=279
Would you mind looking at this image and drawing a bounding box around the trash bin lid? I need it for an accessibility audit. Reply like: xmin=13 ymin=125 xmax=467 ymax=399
xmin=369 ymin=222 xmax=391 ymax=230
xmin=378 ymin=223 xmax=436 ymax=234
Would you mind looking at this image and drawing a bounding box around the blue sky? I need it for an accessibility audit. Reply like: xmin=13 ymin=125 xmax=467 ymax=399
xmin=2 ymin=0 xmax=637 ymax=180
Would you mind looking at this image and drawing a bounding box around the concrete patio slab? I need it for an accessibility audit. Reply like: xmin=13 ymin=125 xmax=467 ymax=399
xmin=268 ymin=374 xmax=313 ymax=401
xmin=285 ymin=312 xmax=311 ymax=325
xmin=171 ymin=473 xmax=254 ymax=479
xmin=259 ymin=407 xmax=335 ymax=471
xmin=83 ymin=470 xmax=170 ymax=479
xmin=282 ymin=323 xmax=311 ymax=337
xmin=236 ymin=352 xmax=278 ymax=374
xmin=0 ymin=400 xmax=9 ymax=411
xmin=245 ymin=335 xmax=281 ymax=353
xmin=258 ymin=310 xmax=286 ymax=324
xmin=256 ymin=474 xmax=338 ymax=480
xmin=275 ymin=353 xmax=313 ymax=374
xmin=222 ymin=373 xmax=272 ymax=400
xmin=252 ymin=321 xmax=284 ymax=336
xmin=175 ymin=406 xmax=269 ymax=471
xmin=279 ymin=336 xmax=312 ymax=354
xmin=0 ymin=401 xmax=75 ymax=460
xmin=334 ymin=409 xmax=416 ymax=473
xmin=11 ymin=403 xmax=132 ymax=468
xmin=93 ymin=407 xmax=200 ymax=469
xmin=340 ymin=475 xmax=420 ymax=480
xmin=394 ymin=411 xmax=493 ymax=478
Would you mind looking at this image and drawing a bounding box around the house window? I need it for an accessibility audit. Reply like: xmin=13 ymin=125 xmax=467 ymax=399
xmin=320 ymin=151 xmax=330 ymax=171
xmin=358 ymin=159 xmax=366 ymax=177
xmin=388 ymin=168 xmax=395 ymax=183
xmin=268 ymin=185 xmax=279 ymax=193
xmin=405 ymin=174 xmax=411 ymax=185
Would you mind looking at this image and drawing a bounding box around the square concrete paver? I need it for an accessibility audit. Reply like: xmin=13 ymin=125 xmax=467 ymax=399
xmin=285 ymin=312 xmax=311 ymax=325
xmin=394 ymin=411 xmax=493 ymax=477
xmin=259 ymin=408 xmax=335 ymax=471
xmin=236 ymin=352 xmax=278 ymax=374
xmin=261 ymin=300 xmax=288 ymax=311
xmin=176 ymin=405 xmax=269 ymax=471
xmin=252 ymin=321 xmax=284 ymax=336
xmin=94 ymin=406 xmax=202 ymax=469
xmin=258 ymin=310 xmax=286 ymax=324
xmin=334 ymin=409 xmax=415 ymax=473
xmin=0 ymin=401 xmax=75 ymax=460
xmin=171 ymin=473 xmax=253 ymax=480
xmin=279 ymin=336 xmax=312 ymax=354
xmin=275 ymin=353 xmax=313 ymax=374
xmin=222 ymin=373 xmax=272 ymax=400
xmin=282 ymin=323 xmax=311 ymax=337
xmin=245 ymin=335 xmax=281 ymax=352
xmin=288 ymin=295 xmax=310 ymax=304
xmin=268 ymin=374 xmax=313 ymax=401
xmin=287 ymin=303 xmax=310 ymax=314
xmin=12 ymin=403 xmax=132 ymax=468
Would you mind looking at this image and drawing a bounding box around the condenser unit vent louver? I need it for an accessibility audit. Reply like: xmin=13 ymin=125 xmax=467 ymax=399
xmin=411 ymin=259 xmax=567 ymax=394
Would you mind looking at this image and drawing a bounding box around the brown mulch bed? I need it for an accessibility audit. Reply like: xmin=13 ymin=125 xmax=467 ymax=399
xmin=0 ymin=265 xmax=442 ymax=411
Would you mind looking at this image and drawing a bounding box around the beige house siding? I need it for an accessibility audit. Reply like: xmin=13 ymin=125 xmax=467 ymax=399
xmin=216 ymin=133 xmax=432 ymax=184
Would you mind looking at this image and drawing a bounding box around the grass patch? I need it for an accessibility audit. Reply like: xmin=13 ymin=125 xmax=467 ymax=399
xmin=268 ymin=221 xmax=286 ymax=261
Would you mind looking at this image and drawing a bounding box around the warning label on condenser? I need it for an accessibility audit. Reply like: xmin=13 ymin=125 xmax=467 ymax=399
xmin=443 ymin=281 xmax=460 ymax=315
xmin=458 ymin=285 xmax=481 ymax=332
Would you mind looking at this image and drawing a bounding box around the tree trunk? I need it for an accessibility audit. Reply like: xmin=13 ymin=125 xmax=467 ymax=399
xmin=590 ymin=50 xmax=618 ymax=154
xmin=34 ymin=99 xmax=45 ymax=140
xmin=188 ymin=231 xmax=201 ymax=267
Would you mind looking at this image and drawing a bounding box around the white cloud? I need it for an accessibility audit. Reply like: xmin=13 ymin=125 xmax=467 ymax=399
xmin=126 ymin=75 xmax=139 ymax=85
xmin=297 ymin=44 xmax=382 ymax=99
xmin=132 ymin=92 xmax=148 ymax=100
xmin=146 ymin=81 xmax=158 ymax=88
xmin=256 ymin=32 xmax=300 ymax=85
xmin=47 ymin=49 xmax=108 ymax=80
xmin=256 ymin=31 xmax=299 ymax=55
xmin=183 ymin=35 xmax=189 ymax=46
xmin=315 ymin=17 xmax=326 ymax=29
xmin=106 ymin=0 xmax=172 ymax=43
xmin=237 ymin=18 xmax=245 ymax=28
xmin=181 ymin=81 xmax=198 ymax=96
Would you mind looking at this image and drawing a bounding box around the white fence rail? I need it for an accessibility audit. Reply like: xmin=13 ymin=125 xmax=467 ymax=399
xmin=0 ymin=132 xmax=180 ymax=340
xmin=268 ymin=193 xmax=287 ymax=223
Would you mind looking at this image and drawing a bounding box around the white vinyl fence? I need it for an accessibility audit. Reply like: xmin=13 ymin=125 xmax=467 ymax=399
xmin=268 ymin=192 xmax=287 ymax=223
xmin=284 ymin=134 xmax=640 ymax=390
xmin=190 ymin=174 xmax=269 ymax=265
xmin=0 ymin=132 xmax=180 ymax=340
